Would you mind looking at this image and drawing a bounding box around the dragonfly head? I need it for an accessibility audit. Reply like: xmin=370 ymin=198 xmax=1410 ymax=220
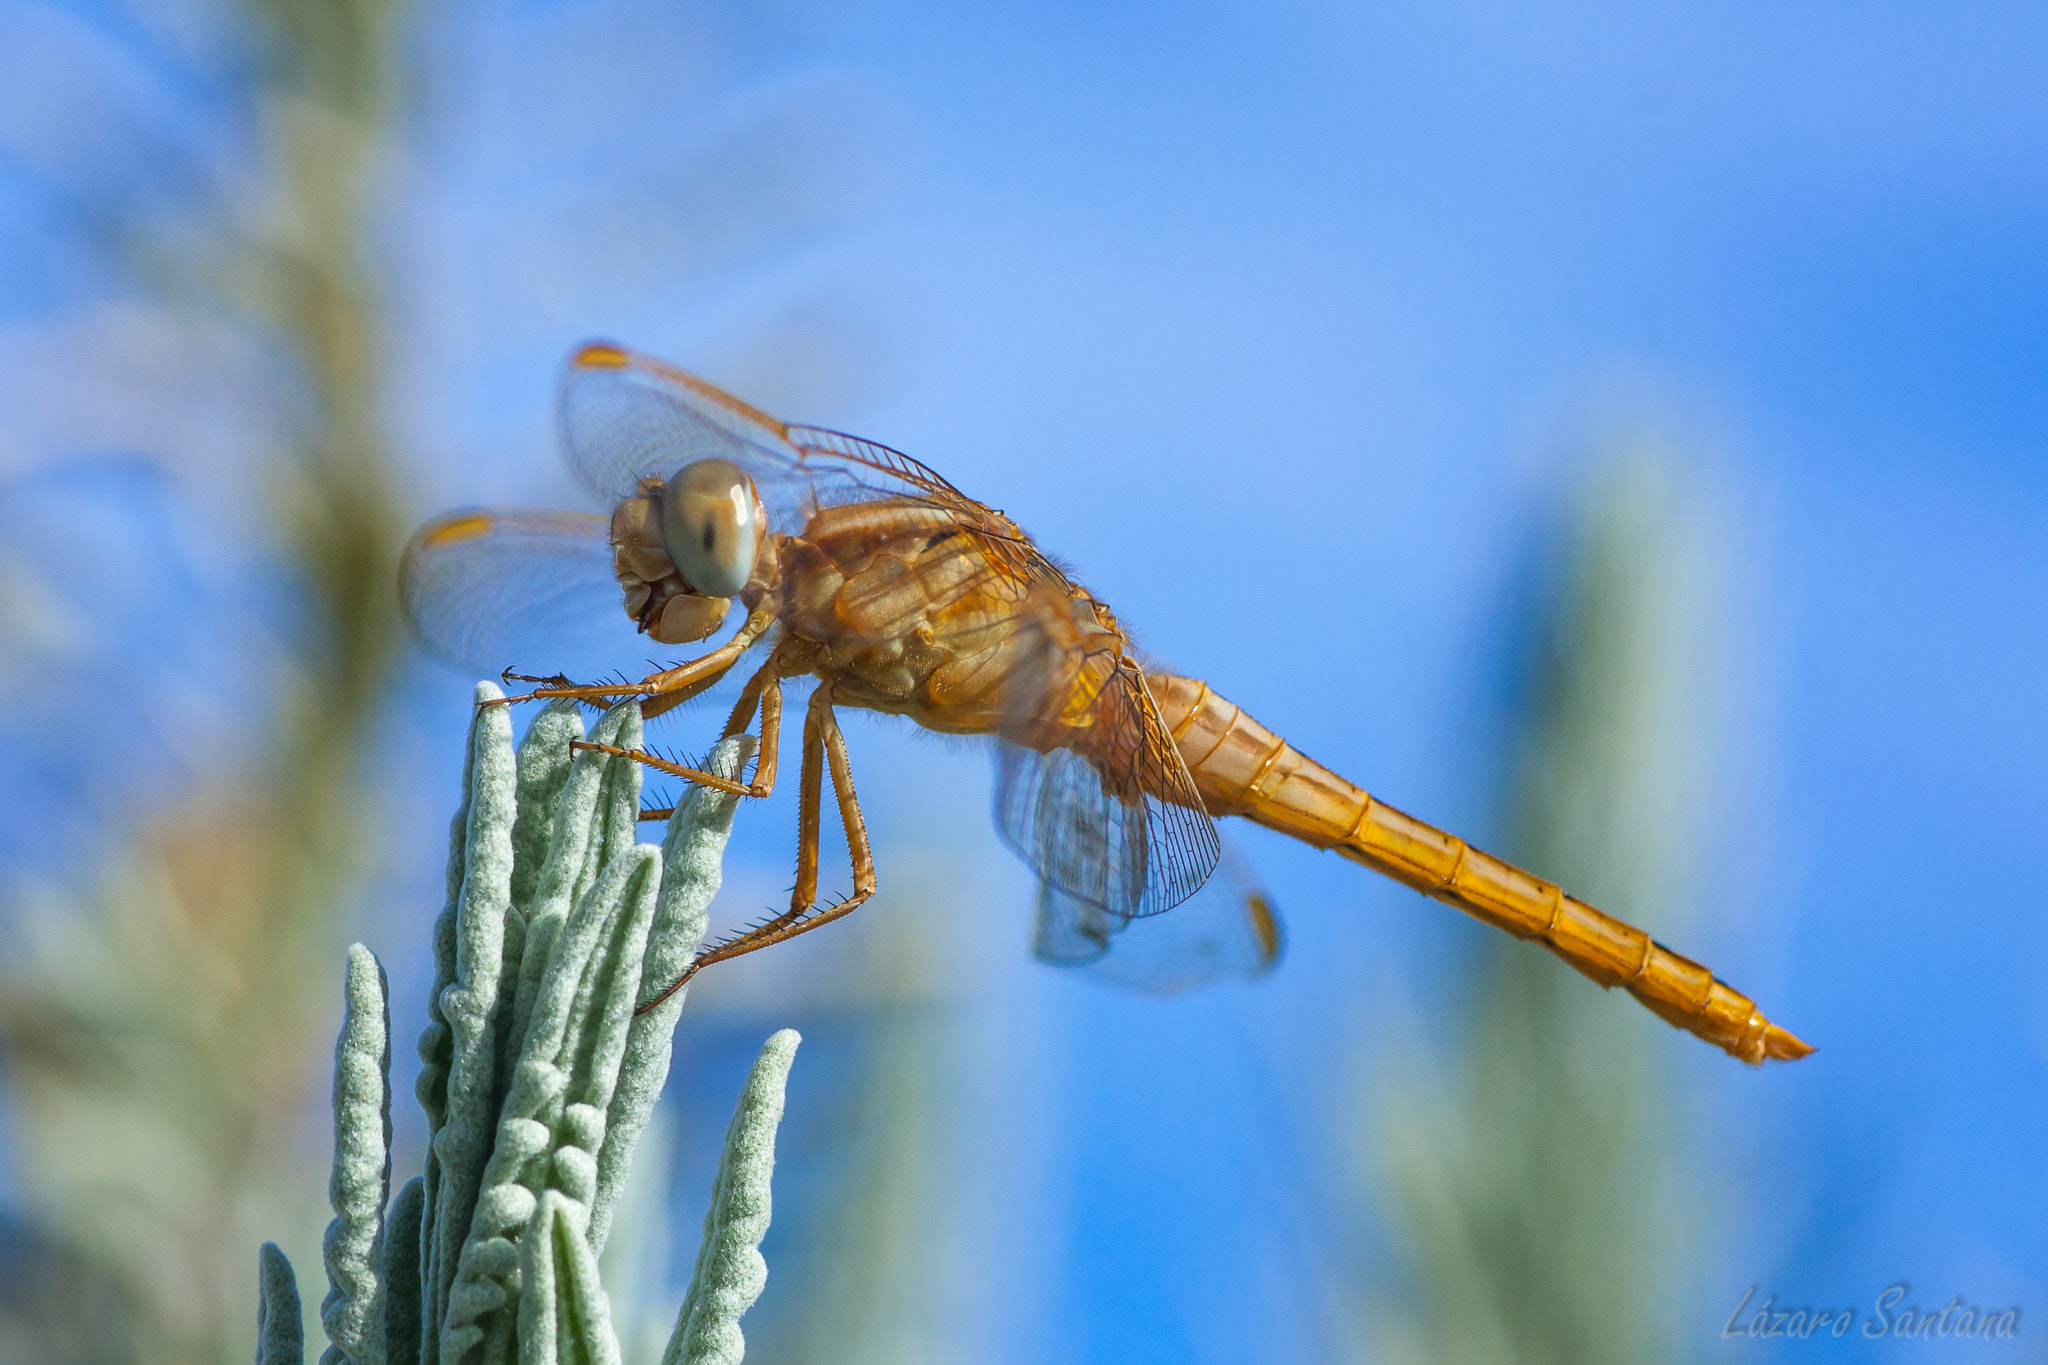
xmin=610 ymin=491 xmax=722 ymax=646
xmin=608 ymin=458 xmax=770 ymax=644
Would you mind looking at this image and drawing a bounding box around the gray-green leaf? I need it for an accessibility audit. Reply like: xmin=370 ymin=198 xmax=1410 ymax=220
xmin=665 ymin=1030 xmax=802 ymax=1365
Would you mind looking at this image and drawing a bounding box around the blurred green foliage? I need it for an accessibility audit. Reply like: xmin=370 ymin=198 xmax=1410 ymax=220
xmin=0 ymin=0 xmax=410 ymax=1360
xmin=749 ymin=924 xmax=948 ymax=1365
xmin=1375 ymin=457 xmax=1717 ymax=1365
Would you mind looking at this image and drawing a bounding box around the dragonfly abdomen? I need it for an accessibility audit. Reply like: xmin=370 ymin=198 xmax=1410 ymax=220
xmin=1147 ymin=674 xmax=1811 ymax=1065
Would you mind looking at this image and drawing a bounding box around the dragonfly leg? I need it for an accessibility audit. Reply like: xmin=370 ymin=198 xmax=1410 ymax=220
xmin=633 ymin=683 xmax=875 ymax=1015
xmin=487 ymin=601 xmax=776 ymax=710
xmin=586 ymin=657 xmax=785 ymax=818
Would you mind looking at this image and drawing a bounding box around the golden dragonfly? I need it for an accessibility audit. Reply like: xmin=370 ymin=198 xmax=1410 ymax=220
xmin=400 ymin=341 xmax=1811 ymax=1063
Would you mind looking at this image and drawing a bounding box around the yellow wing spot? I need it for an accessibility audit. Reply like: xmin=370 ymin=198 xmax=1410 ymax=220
xmin=1246 ymin=891 xmax=1281 ymax=963
xmin=419 ymin=512 xmax=497 ymax=548
xmin=574 ymin=341 xmax=631 ymax=370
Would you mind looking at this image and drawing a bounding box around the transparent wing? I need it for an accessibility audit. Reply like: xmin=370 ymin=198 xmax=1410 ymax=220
xmin=1030 ymin=885 xmax=1121 ymax=967
xmin=557 ymin=340 xmax=979 ymax=536
xmin=991 ymin=634 xmax=1220 ymax=919
xmin=1033 ymin=836 xmax=1283 ymax=993
xmin=398 ymin=507 xmax=679 ymax=683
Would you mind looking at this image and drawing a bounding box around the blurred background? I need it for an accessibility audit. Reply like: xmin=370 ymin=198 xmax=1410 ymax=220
xmin=0 ymin=1 xmax=2042 ymax=1362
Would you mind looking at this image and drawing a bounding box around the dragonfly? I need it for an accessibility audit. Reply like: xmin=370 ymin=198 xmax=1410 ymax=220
xmin=400 ymin=340 xmax=1812 ymax=1064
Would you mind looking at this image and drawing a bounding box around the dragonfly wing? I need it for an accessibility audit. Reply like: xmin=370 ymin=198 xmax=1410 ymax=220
xmin=399 ymin=506 xmax=664 ymax=682
xmin=993 ymin=735 xmax=1218 ymax=920
xmin=558 ymin=341 xmax=970 ymax=535
xmin=991 ymin=601 xmax=1220 ymax=920
xmin=1032 ymin=835 xmax=1284 ymax=993
xmin=1030 ymin=881 xmax=1117 ymax=967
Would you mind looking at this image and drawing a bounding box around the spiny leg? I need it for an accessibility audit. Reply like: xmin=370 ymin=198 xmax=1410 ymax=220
xmin=633 ymin=683 xmax=876 ymax=1015
xmin=495 ymin=652 xmax=725 ymax=709
xmin=485 ymin=600 xmax=776 ymax=710
xmin=691 ymin=687 xmax=875 ymax=969
xmin=636 ymin=658 xmax=783 ymax=819
xmin=631 ymin=683 xmax=828 ymax=1012
xmin=578 ymin=655 xmax=785 ymax=812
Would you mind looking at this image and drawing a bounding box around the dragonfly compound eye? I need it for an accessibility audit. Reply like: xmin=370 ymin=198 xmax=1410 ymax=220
xmin=661 ymin=457 xmax=764 ymax=599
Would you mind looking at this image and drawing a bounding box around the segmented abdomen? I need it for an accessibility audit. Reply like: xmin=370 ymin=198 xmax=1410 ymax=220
xmin=1147 ymin=674 xmax=1811 ymax=1065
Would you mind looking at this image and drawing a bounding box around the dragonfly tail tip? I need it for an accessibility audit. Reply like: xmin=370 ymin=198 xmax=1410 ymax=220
xmin=1761 ymin=1023 xmax=1816 ymax=1063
